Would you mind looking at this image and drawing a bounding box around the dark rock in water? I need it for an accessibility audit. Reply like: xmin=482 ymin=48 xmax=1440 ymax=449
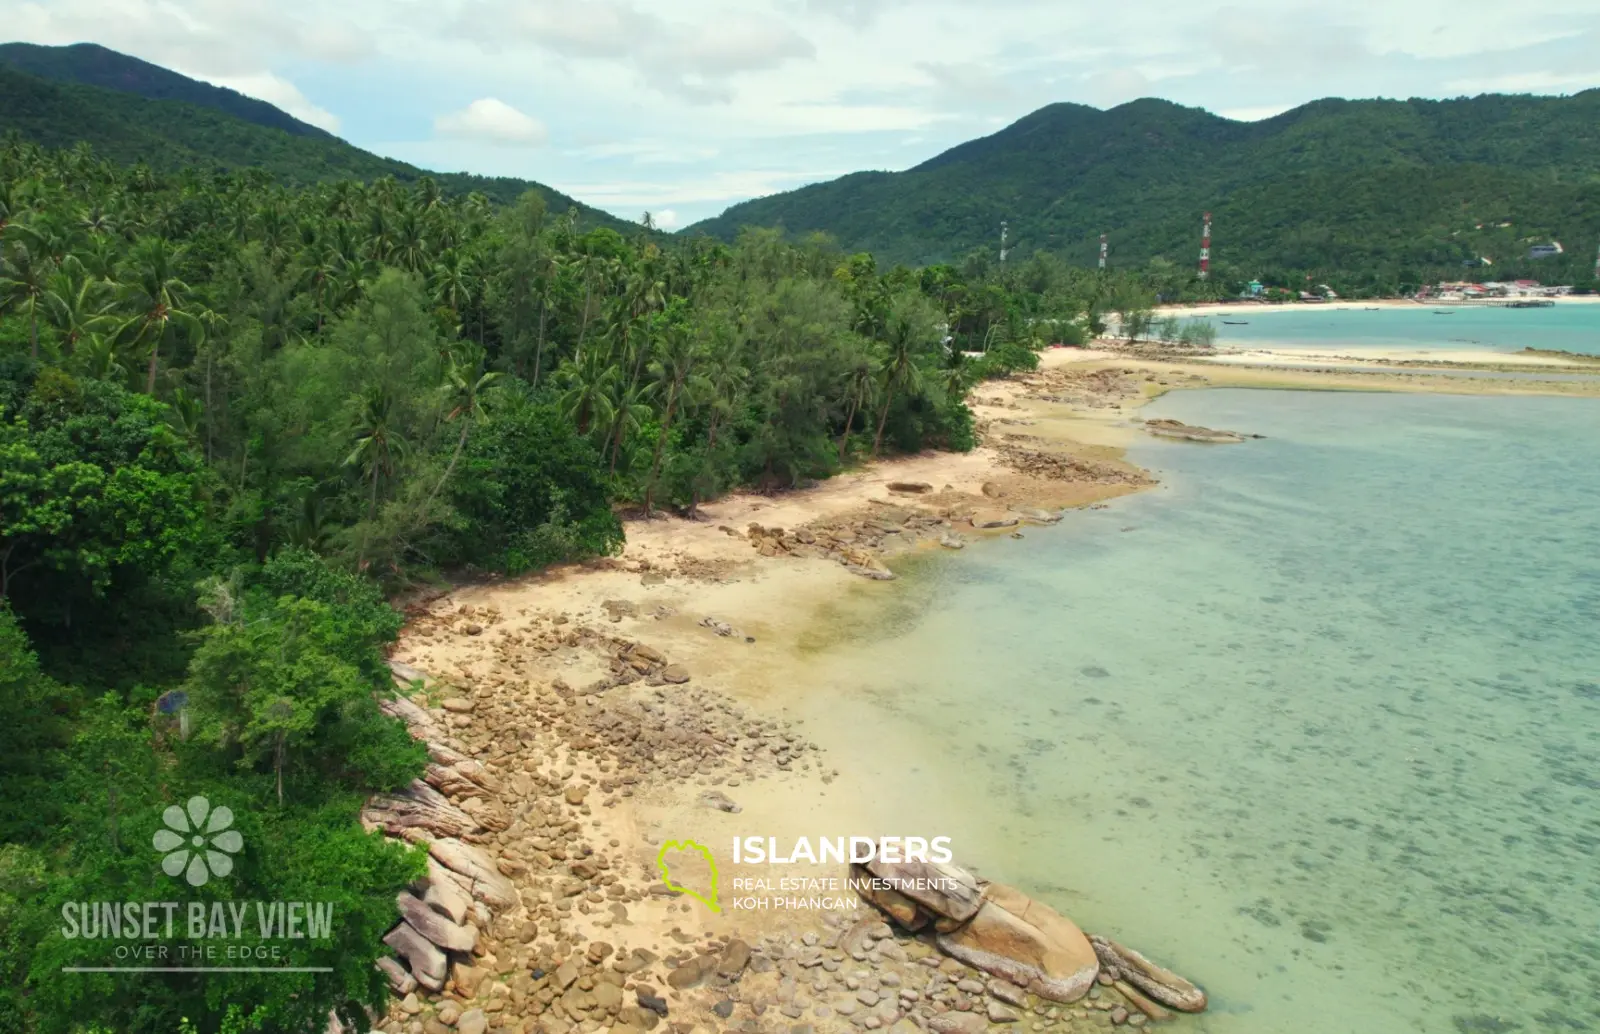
xmin=637 ymin=993 xmax=669 ymax=1017
xmin=1081 ymin=666 xmax=1110 ymax=678
xmin=711 ymin=999 xmax=735 ymax=1019
xmin=1451 ymin=1016 xmax=1521 ymax=1034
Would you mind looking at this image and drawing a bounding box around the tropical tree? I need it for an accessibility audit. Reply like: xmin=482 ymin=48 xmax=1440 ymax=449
xmin=427 ymin=351 xmax=501 ymax=504
xmin=112 ymin=237 xmax=205 ymax=394
xmin=643 ymin=310 xmax=707 ymax=513
xmin=838 ymin=353 xmax=877 ymax=463
xmin=41 ymin=255 xmax=115 ymax=356
xmin=557 ymin=345 xmax=620 ymax=436
xmin=0 ymin=239 xmax=51 ymax=358
xmin=344 ymin=385 xmax=410 ymax=519
xmin=873 ymin=316 xmax=929 ymax=456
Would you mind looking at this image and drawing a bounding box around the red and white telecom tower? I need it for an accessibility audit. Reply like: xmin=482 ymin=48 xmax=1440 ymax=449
xmin=1199 ymin=212 xmax=1212 ymax=280
xmin=1594 ymin=237 xmax=1600 ymax=280
xmin=1099 ymin=234 xmax=1108 ymax=270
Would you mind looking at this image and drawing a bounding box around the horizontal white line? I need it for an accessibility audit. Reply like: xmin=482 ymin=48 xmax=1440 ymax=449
xmin=62 ymin=967 xmax=333 ymax=973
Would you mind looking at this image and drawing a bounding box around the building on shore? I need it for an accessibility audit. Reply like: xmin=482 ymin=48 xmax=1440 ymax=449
xmin=1422 ymin=278 xmax=1572 ymax=301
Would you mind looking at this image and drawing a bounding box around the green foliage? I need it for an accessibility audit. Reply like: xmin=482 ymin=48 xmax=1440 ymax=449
xmin=0 ymin=606 xmax=73 ymax=840
xmin=0 ymin=844 xmax=48 ymax=1034
xmin=440 ymin=389 xmax=623 ymax=573
xmin=688 ymin=92 xmax=1600 ymax=286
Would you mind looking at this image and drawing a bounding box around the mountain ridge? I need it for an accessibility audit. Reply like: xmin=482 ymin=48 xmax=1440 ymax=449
xmin=0 ymin=43 xmax=638 ymax=231
xmin=0 ymin=41 xmax=337 ymax=140
xmin=686 ymin=91 xmax=1600 ymax=277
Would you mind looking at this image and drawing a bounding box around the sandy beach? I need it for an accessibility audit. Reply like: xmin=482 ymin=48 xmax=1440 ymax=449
xmin=372 ymin=347 xmax=1600 ymax=1034
xmin=1154 ymin=295 xmax=1600 ymax=319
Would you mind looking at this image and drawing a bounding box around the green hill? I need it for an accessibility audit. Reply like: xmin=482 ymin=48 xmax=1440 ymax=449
xmin=0 ymin=45 xmax=635 ymax=230
xmin=687 ymin=93 xmax=1600 ymax=280
xmin=0 ymin=41 xmax=336 ymax=139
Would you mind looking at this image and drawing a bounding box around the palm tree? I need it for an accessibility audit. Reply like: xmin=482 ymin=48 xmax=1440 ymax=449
xmin=42 ymin=255 xmax=116 ymax=356
xmin=643 ymin=319 xmax=707 ymax=513
xmin=838 ymin=354 xmax=877 ymax=463
xmin=112 ymin=236 xmax=206 ymax=395
xmin=602 ymin=379 xmax=655 ymax=476
xmin=0 ymin=238 xmax=51 ymax=358
xmin=430 ymin=249 xmax=477 ymax=329
xmin=701 ymin=334 xmax=747 ymax=452
xmin=77 ymin=334 xmax=128 ymax=382
xmin=557 ymin=345 xmax=620 ymax=436
xmin=390 ymin=208 xmax=430 ymax=274
xmin=872 ymin=317 xmax=926 ymax=457
xmin=529 ymin=249 xmax=562 ymax=386
xmin=426 ymin=354 xmax=501 ymax=506
xmin=344 ymin=385 xmax=410 ymax=519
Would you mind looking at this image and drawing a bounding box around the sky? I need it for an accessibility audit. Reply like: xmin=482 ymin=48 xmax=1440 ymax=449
xmin=4 ymin=0 xmax=1599 ymax=229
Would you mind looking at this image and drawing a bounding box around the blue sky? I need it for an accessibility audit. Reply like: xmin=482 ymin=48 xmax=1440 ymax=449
xmin=5 ymin=0 xmax=1598 ymax=229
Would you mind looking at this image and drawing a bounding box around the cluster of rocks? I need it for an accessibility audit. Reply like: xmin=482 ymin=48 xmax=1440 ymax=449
xmin=991 ymin=444 xmax=1154 ymax=489
xmin=631 ymin=895 xmax=1204 ymax=1034
xmin=736 ymin=513 xmax=957 ymax=581
xmin=1139 ymin=420 xmax=1260 ymax=445
xmin=853 ymin=857 xmax=1207 ymax=1027
xmin=359 ymin=608 xmax=836 ymax=1033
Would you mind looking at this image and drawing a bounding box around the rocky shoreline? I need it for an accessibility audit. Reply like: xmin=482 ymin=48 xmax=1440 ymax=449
xmin=355 ymin=353 xmax=1274 ymax=1034
xmin=353 ymin=344 xmax=1600 ymax=1034
xmin=362 ymin=626 xmax=1207 ymax=1034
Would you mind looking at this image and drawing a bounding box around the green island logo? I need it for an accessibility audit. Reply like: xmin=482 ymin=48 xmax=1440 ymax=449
xmin=656 ymin=839 xmax=720 ymax=913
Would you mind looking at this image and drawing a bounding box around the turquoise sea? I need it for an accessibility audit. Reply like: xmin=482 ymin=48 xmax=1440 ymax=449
xmin=1201 ymin=303 xmax=1600 ymax=355
xmin=793 ymin=388 xmax=1600 ymax=1033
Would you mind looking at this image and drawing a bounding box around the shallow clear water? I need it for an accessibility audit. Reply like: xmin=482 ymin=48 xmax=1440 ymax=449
xmin=1202 ymin=304 xmax=1600 ymax=354
xmin=793 ymin=389 xmax=1600 ymax=1034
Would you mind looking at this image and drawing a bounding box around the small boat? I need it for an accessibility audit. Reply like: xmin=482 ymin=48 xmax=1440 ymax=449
xmin=1432 ymin=310 xmax=1455 ymax=315
xmin=1364 ymin=307 xmax=1380 ymax=311
xmin=1222 ymin=321 xmax=1249 ymax=325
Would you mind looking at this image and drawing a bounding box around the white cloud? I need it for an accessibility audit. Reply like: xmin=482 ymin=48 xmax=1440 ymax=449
xmin=192 ymin=72 xmax=343 ymax=132
xmin=654 ymin=208 xmax=681 ymax=228
xmin=434 ymin=98 xmax=549 ymax=146
xmin=451 ymin=0 xmax=815 ymax=103
xmin=1217 ymin=104 xmax=1296 ymax=122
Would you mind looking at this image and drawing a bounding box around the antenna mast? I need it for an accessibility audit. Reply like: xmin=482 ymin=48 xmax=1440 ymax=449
xmin=1099 ymin=233 xmax=1108 ymax=270
xmin=1199 ymin=212 xmax=1212 ymax=280
xmin=1000 ymin=221 xmax=1009 ymax=265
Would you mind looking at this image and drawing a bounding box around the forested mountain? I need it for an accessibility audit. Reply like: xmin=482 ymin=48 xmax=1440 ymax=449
xmin=0 ymin=42 xmax=334 ymax=139
xmin=688 ymin=92 xmax=1600 ymax=283
xmin=0 ymin=45 xmax=632 ymax=227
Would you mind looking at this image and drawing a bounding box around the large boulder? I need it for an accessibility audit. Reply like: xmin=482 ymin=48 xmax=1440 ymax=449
xmin=936 ymin=884 xmax=1098 ymax=1002
xmin=382 ymin=922 xmax=448 ymax=991
xmin=427 ymin=837 xmax=518 ymax=909
xmin=362 ymin=780 xmax=479 ymax=840
xmin=374 ymin=955 xmax=416 ymax=995
xmin=420 ymin=859 xmax=473 ymax=924
xmin=1089 ymin=934 xmax=1207 ymax=1013
xmin=970 ymin=510 xmax=1019 ymax=530
xmin=858 ymin=858 xmax=984 ymax=930
xmin=396 ymin=891 xmax=478 ymax=953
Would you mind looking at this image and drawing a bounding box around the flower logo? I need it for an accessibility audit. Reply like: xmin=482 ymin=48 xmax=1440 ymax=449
xmin=152 ymin=796 xmax=242 ymax=886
